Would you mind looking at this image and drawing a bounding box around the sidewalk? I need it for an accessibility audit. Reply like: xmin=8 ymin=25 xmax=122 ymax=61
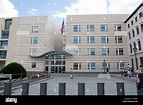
xmin=3 ymin=74 xmax=137 ymax=95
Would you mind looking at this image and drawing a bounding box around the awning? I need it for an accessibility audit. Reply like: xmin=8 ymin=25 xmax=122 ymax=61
xmin=29 ymin=51 xmax=72 ymax=58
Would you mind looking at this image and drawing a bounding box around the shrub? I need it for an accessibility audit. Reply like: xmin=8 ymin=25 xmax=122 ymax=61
xmin=0 ymin=62 xmax=27 ymax=79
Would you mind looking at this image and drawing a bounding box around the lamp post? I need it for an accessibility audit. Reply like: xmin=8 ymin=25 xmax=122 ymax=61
xmin=103 ymin=59 xmax=106 ymax=72
xmin=133 ymin=47 xmax=138 ymax=70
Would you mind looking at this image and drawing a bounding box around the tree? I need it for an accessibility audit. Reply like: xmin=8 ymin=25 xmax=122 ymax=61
xmin=0 ymin=62 xmax=27 ymax=79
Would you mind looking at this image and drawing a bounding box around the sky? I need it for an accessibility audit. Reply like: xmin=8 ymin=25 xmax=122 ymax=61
xmin=0 ymin=0 xmax=142 ymax=25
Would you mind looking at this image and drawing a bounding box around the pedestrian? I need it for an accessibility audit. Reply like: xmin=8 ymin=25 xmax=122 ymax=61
xmin=70 ymin=68 xmax=73 ymax=79
xmin=121 ymin=69 xmax=124 ymax=77
xmin=106 ymin=67 xmax=109 ymax=74
xmin=137 ymin=65 xmax=143 ymax=95
xmin=127 ymin=64 xmax=131 ymax=77
xmin=124 ymin=69 xmax=128 ymax=77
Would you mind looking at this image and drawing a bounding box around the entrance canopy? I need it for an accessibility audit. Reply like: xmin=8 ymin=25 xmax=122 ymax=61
xmin=29 ymin=51 xmax=72 ymax=58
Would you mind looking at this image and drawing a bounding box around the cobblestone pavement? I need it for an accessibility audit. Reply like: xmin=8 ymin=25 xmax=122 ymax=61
xmin=3 ymin=74 xmax=138 ymax=95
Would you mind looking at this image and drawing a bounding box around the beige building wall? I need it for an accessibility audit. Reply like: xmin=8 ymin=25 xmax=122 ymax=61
xmin=66 ymin=14 xmax=129 ymax=72
xmin=5 ymin=16 xmax=56 ymax=71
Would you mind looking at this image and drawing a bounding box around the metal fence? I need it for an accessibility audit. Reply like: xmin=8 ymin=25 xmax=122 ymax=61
xmin=2 ymin=82 xmax=140 ymax=95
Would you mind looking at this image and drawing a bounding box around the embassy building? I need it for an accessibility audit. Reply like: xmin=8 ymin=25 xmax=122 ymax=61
xmin=0 ymin=2 xmax=142 ymax=73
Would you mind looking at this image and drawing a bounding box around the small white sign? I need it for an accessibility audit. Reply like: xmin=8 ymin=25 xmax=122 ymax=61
xmin=0 ymin=74 xmax=12 ymax=78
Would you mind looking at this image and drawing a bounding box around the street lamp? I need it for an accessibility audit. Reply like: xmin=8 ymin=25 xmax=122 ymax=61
xmin=133 ymin=47 xmax=138 ymax=70
xmin=103 ymin=59 xmax=106 ymax=72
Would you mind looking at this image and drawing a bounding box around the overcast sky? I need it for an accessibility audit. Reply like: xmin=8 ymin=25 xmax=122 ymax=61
xmin=0 ymin=0 xmax=142 ymax=24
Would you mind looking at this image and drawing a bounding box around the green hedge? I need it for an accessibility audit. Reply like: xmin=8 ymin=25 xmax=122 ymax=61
xmin=0 ymin=62 xmax=27 ymax=79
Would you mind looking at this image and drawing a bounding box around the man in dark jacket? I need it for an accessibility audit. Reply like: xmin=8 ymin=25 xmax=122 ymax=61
xmin=137 ymin=66 xmax=143 ymax=95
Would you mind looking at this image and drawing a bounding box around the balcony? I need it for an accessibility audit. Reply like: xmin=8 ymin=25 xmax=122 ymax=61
xmin=0 ymin=46 xmax=7 ymax=50
xmin=0 ymin=36 xmax=9 ymax=39
xmin=0 ymin=55 xmax=6 ymax=59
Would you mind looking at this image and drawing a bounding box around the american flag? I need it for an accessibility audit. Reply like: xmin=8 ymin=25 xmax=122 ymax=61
xmin=60 ymin=19 xmax=64 ymax=34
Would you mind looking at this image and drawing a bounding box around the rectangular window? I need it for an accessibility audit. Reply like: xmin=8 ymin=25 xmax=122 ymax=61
xmin=87 ymin=25 xmax=94 ymax=32
xmin=135 ymin=17 xmax=138 ymax=22
xmin=32 ymin=26 xmax=38 ymax=33
xmin=88 ymin=62 xmax=96 ymax=70
xmin=73 ymin=48 xmax=81 ymax=55
xmin=115 ymin=36 xmax=122 ymax=43
xmin=31 ymin=62 xmax=36 ymax=68
xmin=102 ymin=48 xmax=109 ymax=55
xmin=73 ymin=63 xmax=81 ymax=70
xmin=102 ymin=62 xmax=110 ymax=71
xmin=1 ymin=41 xmax=8 ymax=48
xmin=128 ymin=32 xmax=131 ymax=40
xmin=130 ymin=44 xmax=132 ymax=53
xmin=88 ymin=48 xmax=95 ymax=55
xmin=101 ymin=25 xmax=108 ymax=31
xmin=87 ymin=36 xmax=95 ymax=43
xmin=141 ymin=24 xmax=143 ymax=32
xmin=114 ymin=24 xmax=122 ymax=31
xmin=132 ymin=29 xmax=135 ymax=37
xmin=139 ymin=12 xmax=143 ymax=18
xmin=101 ymin=36 xmax=109 ymax=43
xmin=5 ymin=19 xmax=12 ymax=29
xmin=73 ymin=25 xmax=81 ymax=32
xmin=117 ymin=62 xmax=125 ymax=70
xmin=128 ymin=24 xmax=130 ymax=28
xmin=131 ymin=20 xmax=133 ymax=25
xmin=136 ymin=26 xmax=139 ymax=35
xmin=31 ymin=37 xmax=38 ymax=44
xmin=116 ymin=48 xmax=124 ymax=55
xmin=73 ymin=36 xmax=81 ymax=43
xmin=30 ymin=48 xmax=37 ymax=55
xmin=138 ymin=40 xmax=141 ymax=51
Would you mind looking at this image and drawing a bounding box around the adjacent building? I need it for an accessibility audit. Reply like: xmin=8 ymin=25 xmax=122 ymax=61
xmin=124 ymin=2 xmax=143 ymax=70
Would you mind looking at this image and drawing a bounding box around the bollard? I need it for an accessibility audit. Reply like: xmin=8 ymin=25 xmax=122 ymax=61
xmin=59 ymin=83 xmax=66 ymax=95
xmin=136 ymin=82 xmax=140 ymax=95
xmin=40 ymin=83 xmax=47 ymax=95
xmin=97 ymin=83 xmax=104 ymax=95
xmin=4 ymin=82 xmax=12 ymax=95
xmin=116 ymin=82 xmax=125 ymax=95
xmin=21 ymin=83 xmax=29 ymax=95
xmin=78 ymin=83 xmax=85 ymax=95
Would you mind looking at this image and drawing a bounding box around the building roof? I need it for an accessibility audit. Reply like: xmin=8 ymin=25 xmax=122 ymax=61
xmin=124 ymin=2 xmax=143 ymax=23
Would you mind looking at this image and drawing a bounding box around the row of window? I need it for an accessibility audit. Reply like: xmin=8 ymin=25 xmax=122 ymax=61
xmin=30 ymin=36 xmax=123 ymax=44
xmin=73 ymin=24 xmax=122 ymax=32
xmin=31 ymin=62 xmax=125 ymax=70
xmin=128 ymin=24 xmax=143 ymax=40
xmin=73 ymin=62 xmax=125 ymax=70
xmin=127 ymin=12 xmax=143 ymax=28
xmin=73 ymin=36 xmax=123 ymax=43
xmin=129 ymin=40 xmax=142 ymax=53
xmin=72 ymin=48 xmax=124 ymax=55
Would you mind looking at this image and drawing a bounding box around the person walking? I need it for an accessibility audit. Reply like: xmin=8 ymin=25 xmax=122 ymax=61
xmin=106 ymin=67 xmax=109 ymax=74
xmin=127 ymin=64 xmax=131 ymax=77
xmin=137 ymin=66 xmax=143 ymax=95
xmin=70 ymin=68 xmax=73 ymax=79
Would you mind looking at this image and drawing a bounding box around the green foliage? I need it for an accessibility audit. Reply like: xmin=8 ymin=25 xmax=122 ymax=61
xmin=0 ymin=62 xmax=27 ymax=79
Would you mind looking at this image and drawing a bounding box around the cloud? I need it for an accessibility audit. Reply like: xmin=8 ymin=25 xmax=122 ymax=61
xmin=28 ymin=8 xmax=38 ymax=15
xmin=53 ymin=0 xmax=143 ymax=19
xmin=0 ymin=0 xmax=18 ymax=18
xmin=53 ymin=0 xmax=107 ymax=18
xmin=53 ymin=0 xmax=109 ymax=18
xmin=109 ymin=0 xmax=143 ymax=14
